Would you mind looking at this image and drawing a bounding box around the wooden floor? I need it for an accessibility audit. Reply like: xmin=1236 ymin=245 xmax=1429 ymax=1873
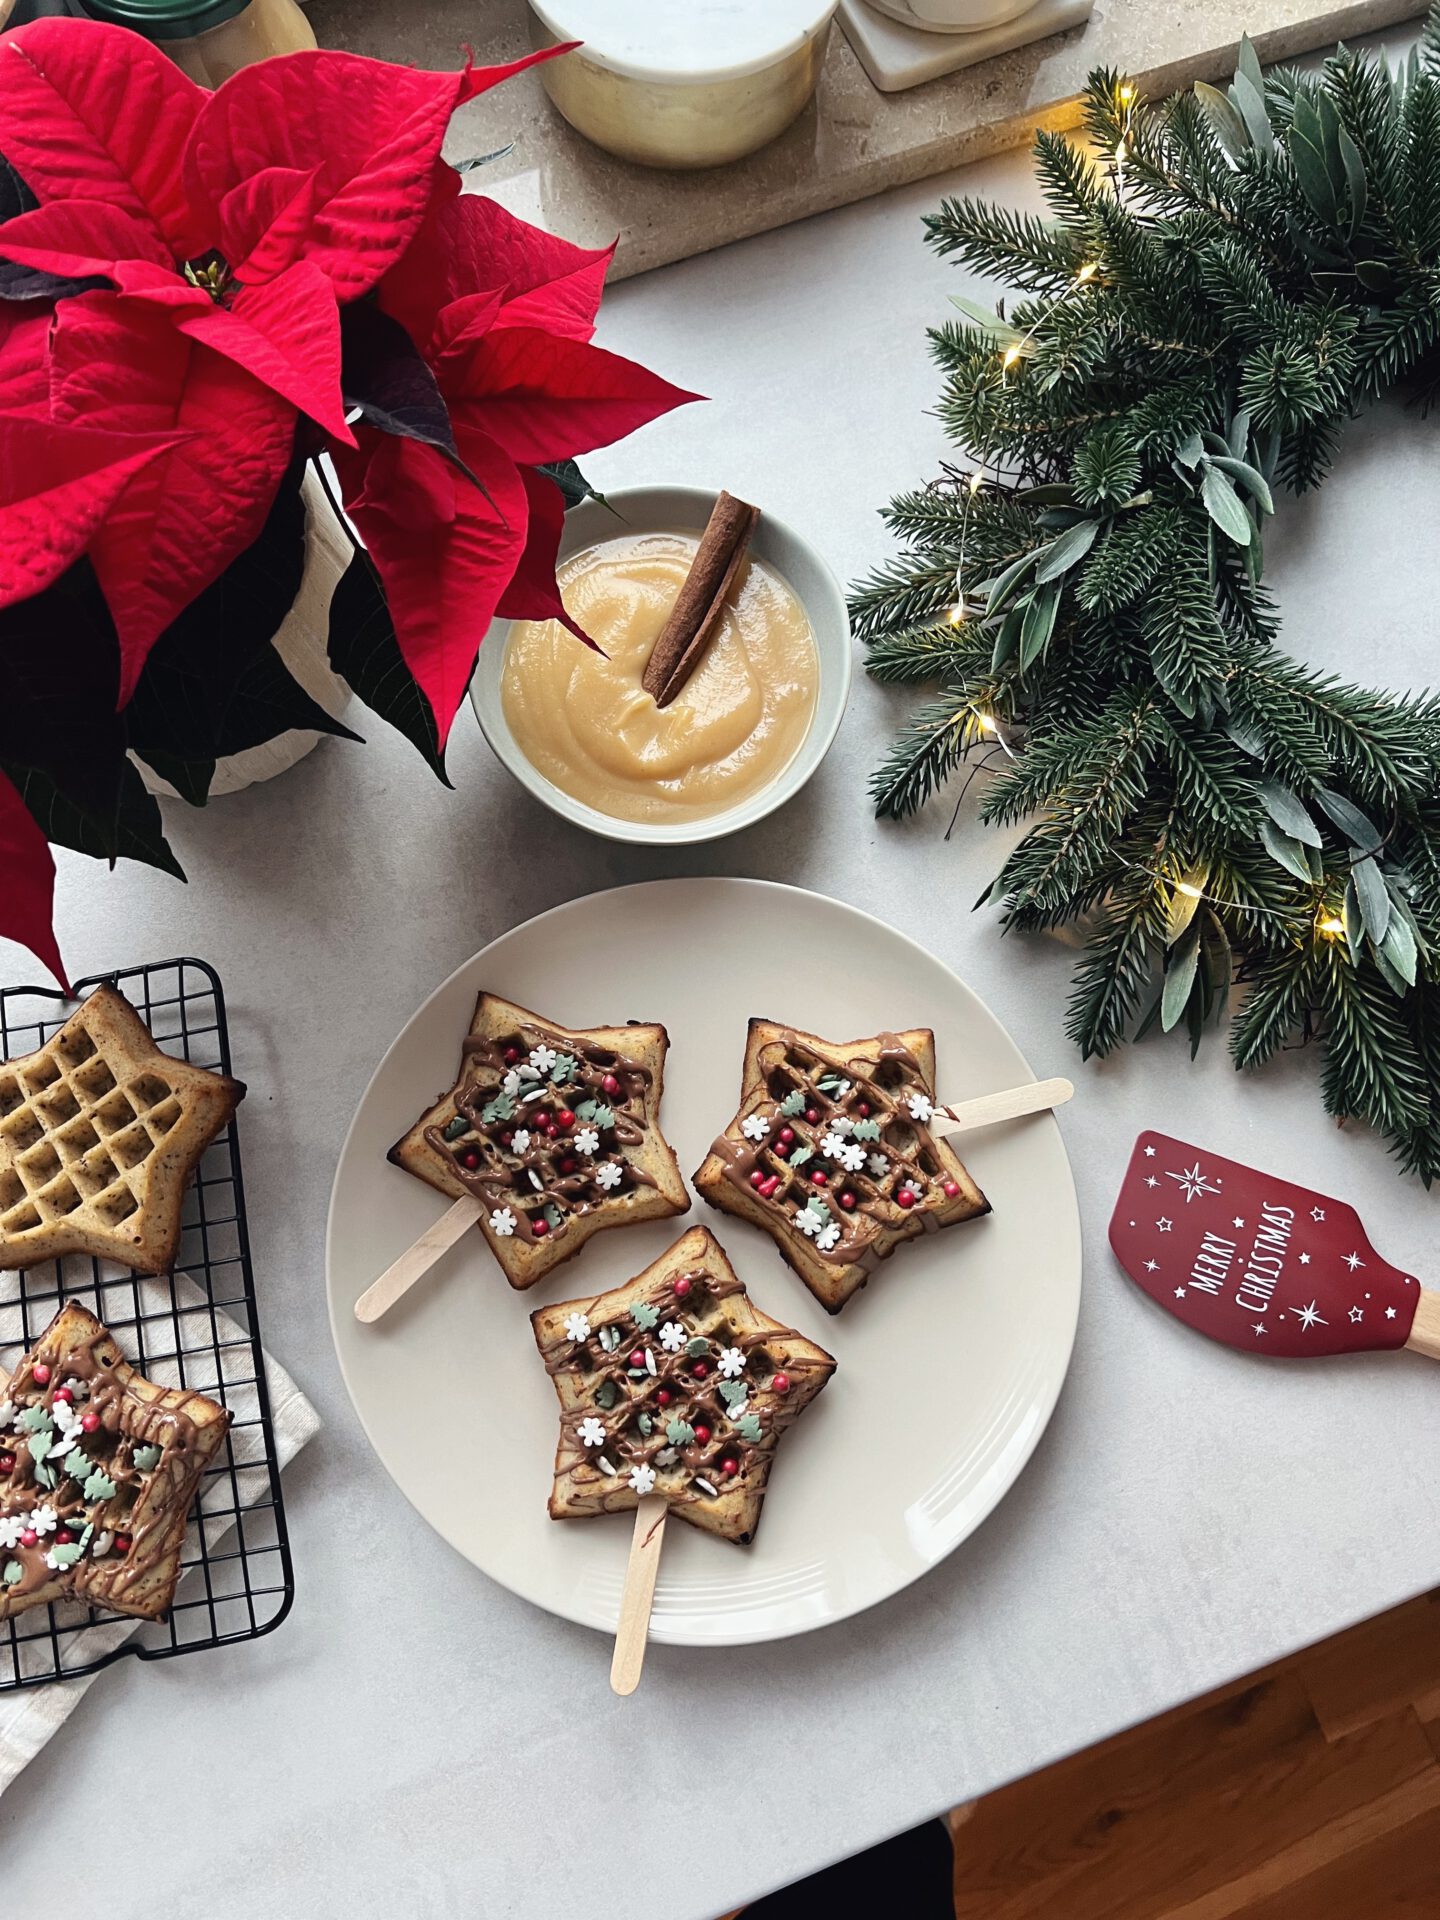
xmin=948 ymin=1588 xmax=1440 ymax=1918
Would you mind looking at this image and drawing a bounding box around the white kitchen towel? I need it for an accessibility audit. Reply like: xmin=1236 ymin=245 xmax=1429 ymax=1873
xmin=0 ymin=1267 xmax=319 ymax=1794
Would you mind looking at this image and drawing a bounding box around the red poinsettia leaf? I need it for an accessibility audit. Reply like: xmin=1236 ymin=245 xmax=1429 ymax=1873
xmin=0 ymin=414 xmax=180 ymax=610
xmin=429 ymin=290 xmax=508 ymax=374
xmin=450 ymin=327 xmax=702 ymax=465
xmin=335 ymin=423 xmax=528 ymax=746
xmin=0 ymin=306 xmax=53 ymax=414
xmin=176 ymin=259 xmax=352 ymax=443
xmin=495 ymin=465 xmax=595 ymax=649
xmin=183 ymin=44 xmax=574 ymax=305
xmin=0 ymin=199 xmax=170 ymax=281
xmin=48 ymin=292 xmax=296 ymax=706
xmin=225 ymin=165 xmax=321 ymax=283
xmin=380 ymin=184 xmax=613 ymax=350
xmin=0 ymin=766 xmax=67 ymax=991
xmin=0 ymin=19 xmax=205 ymax=258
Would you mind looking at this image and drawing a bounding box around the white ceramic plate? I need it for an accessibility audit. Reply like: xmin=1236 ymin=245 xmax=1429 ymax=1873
xmin=326 ymin=879 xmax=1081 ymax=1646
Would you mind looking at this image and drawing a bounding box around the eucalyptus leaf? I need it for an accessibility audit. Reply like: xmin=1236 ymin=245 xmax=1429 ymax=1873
xmin=1205 ymin=455 xmax=1274 ymax=515
xmin=1352 ymin=855 xmax=1392 ymax=943
xmin=1257 ymin=781 xmax=1323 ymax=847
xmin=1033 ymin=518 xmax=1098 ymax=583
xmin=1229 ymin=67 xmax=1275 ymax=155
xmin=1200 ymin=464 xmax=1253 ymax=545
xmin=948 ymin=294 xmax=1022 ymax=342
xmin=1290 ymin=130 xmax=1338 ymax=221
xmin=1174 ymin=431 xmax=1205 ymax=470
xmin=1380 ymin=910 xmax=1418 ymax=987
xmin=1193 ymin=80 xmax=1250 ymax=158
xmin=984 ymin=547 xmax=1041 ymax=615
xmin=1018 ymin=581 xmax=1062 ymax=671
xmin=1165 ymin=872 xmax=1205 ymax=947
xmin=1337 ymin=123 xmax=1367 ymax=237
xmin=1161 ymin=920 xmax=1202 ymax=1033
xmin=1260 ymin=819 xmax=1315 ymax=882
xmin=1343 ymin=874 xmax=1364 ymax=967
xmin=1313 ymin=787 xmax=1381 ymax=852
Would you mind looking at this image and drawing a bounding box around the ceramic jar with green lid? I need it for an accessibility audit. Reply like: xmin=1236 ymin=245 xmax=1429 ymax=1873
xmin=72 ymin=0 xmax=315 ymax=84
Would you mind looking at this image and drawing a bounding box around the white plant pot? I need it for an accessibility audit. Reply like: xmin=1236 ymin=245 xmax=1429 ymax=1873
xmin=138 ymin=472 xmax=355 ymax=799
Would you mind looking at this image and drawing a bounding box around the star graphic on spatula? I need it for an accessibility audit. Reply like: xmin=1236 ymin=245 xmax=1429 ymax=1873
xmin=1296 ymin=1300 xmax=1328 ymax=1332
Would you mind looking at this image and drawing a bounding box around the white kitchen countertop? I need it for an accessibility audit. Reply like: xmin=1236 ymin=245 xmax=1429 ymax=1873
xmin=2 ymin=124 xmax=1438 ymax=1917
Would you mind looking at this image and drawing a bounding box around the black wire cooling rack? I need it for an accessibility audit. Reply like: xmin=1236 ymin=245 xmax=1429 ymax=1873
xmin=0 ymin=956 xmax=293 ymax=1690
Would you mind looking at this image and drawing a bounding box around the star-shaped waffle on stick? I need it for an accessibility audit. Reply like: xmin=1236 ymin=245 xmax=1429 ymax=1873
xmin=531 ymin=1225 xmax=835 ymax=1546
xmin=0 ymin=986 xmax=244 ymax=1276
xmin=0 ymin=1301 xmax=231 ymax=1622
xmin=694 ymin=1020 xmax=989 ymax=1312
xmin=388 ymin=993 xmax=689 ymax=1293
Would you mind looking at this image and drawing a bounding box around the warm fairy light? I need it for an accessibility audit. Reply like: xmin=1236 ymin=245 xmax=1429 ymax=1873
xmin=969 ymin=467 xmax=985 ymax=494
xmin=948 ymin=601 xmax=967 ymax=625
xmin=1114 ymin=139 xmax=1128 ymax=166
xmin=1320 ymin=916 xmax=1345 ymax=936
xmin=1175 ymin=880 xmax=1204 ymax=900
xmin=974 ymin=710 xmax=998 ymax=734
xmin=1076 ymin=261 xmax=1098 ymax=283
xmin=1119 ymin=83 xmax=1135 ymax=104
xmin=1002 ymin=343 xmax=1022 ymax=370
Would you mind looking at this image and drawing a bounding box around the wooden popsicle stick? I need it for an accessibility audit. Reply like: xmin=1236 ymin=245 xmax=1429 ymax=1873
xmin=930 ymin=1076 xmax=1074 ymax=1141
xmin=611 ymin=1494 xmax=668 ymax=1696
xmin=353 ymin=1194 xmax=482 ymax=1324
xmin=1405 ymin=1288 xmax=1440 ymax=1361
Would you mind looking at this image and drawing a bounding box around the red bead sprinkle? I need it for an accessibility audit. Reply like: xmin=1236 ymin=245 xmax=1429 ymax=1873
xmin=81 ymin=1411 xmax=100 ymax=1433
xmin=673 ymin=1277 xmax=692 ymax=1299
xmin=778 ymin=1126 xmax=795 ymax=1146
xmin=857 ymin=1101 xmax=871 ymax=1118
xmin=758 ymin=1175 xmax=780 ymax=1198
xmin=657 ymin=1388 xmax=673 ymax=1408
xmin=720 ymin=1456 xmax=739 ymax=1477
xmin=0 ymin=1452 xmax=13 ymax=1474
xmin=749 ymin=1170 xmax=765 ymax=1188
xmin=771 ymin=1372 xmax=791 ymax=1394
xmin=943 ymin=1179 xmax=961 ymax=1198
xmin=811 ymin=1169 xmax=828 ymax=1186
xmin=602 ymin=1074 xmax=620 ymax=1096
xmin=20 ymin=1528 xmax=36 ymax=1548
xmin=897 ymin=1188 xmax=917 ymax=1209
xmin=693 ymin=1423 xmax=712 ymax=1445
xmin=115 ymin=1535 xmax=132 ymax=1555
xmin=52 ymin=1387 xmax=73 ymax=1405
xmin=839 ymin=1191 xmax=856 ymax=1211
xmin=504 ymin=1046 xmax=520 ymax=1066
xmin=56 ymin=1529 xmax=73 ymax=1545
xmin=532 ymin=1220 xmax=549 ymax=1238
xmin=500 ymin=1130 xmax=513 ymax=1147
xmin=557 ymin=1108 xmax=576 ymax=1131
xmin=805 ymin=1108 xmax=820 ymax=1125
xmin=773 ymin=1140 xmax=790 ymax=1159
xmin=629 ymin=1350 xmax=646 ymax=1370
xmin=692 ymin=1360 xmax=709 ymax=1380
xmin=560 ymin=1156 xmax=578 ymax=1175
xmin=31 ymin=1364 xmax=49 ymax=1386
xmin=461 ymin=1148 xmax=481 ymax=1171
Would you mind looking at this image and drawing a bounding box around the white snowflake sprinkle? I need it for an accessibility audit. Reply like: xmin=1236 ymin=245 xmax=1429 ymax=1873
xmin=659 ymin=1322 xmax=686 ymax=1352
xmin=489 ymin=1206 xmax=518 ymax=1237
xmin=501 ymin=1069 xmax=522 ymax=1098
xmin=795 ymin=1206 xmax=825 ymax=1240
xmin=90 ymin=1529 xmax=113 ymax=1559
xmin=867 ymin=1152 xmax=888 ymax=1178
xmin=511 ymin=1128 xmax=531 ymax=1155
xmin=717 ymin=1347 xmax=746 ymax=1379
xmin=820 ymin=1130 xmax=848 ymax=1162
xmin=574 ymin=1126 xmax=600 ymax=1156
xmin=628 ymin=1463 xmax=657 ymax=1496
xmin=0 ymin=1400 xmax=16 ymax=1432
xmin=50 ymin=1399 xmax=80 ymax=1437
xmin=61 ymin=1378 xmax=88 ymax=1402
xmin=835 ymin=1139 xmax=866 ymax=1173
xmin=0 ymin=1514 xmax=23 ymax=1550
xmin=815 ymin=1221 xmax=842 ymax=1253
xmin=741 ymin=1113 xmax=770 ymax=1142
xmin=906 ymin=1090 xmax=935 ymax=1122
xmin=27 ymin=1504 xmax=57 ymax=1537
xmin=577 ymin=1417 xmax=607 ymax=1449
xmin=563 ymin=1311 xmax=591 ymax=1343
xmin=656 ymin=1446 xmax=679 ymax=1467
xmin=594 ymin=1161 xmax=623 ymax=1192
xmin=828 ymin=1115 xmax=852 ymax=1136
xmin=529 ymin=1045 xmax=558 ymax=1075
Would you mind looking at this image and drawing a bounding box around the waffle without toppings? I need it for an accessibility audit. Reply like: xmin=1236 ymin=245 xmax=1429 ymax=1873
xmin=388 ymin=992 xmax=688 ymax=1291
xmin=0 ymin=1301 xmax=231 ymax=1621
xmin=531 ymin=1226 xmax=835 ymax=1544
xmin=694 ymin=1019 xmax=989 ymax=1312
xmin=0 ymin=986 xmax=245 ymax=1275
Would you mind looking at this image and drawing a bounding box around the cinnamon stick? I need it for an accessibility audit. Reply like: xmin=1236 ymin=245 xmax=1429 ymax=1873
xmin=642 ymin=490 xmax=760 ymax=708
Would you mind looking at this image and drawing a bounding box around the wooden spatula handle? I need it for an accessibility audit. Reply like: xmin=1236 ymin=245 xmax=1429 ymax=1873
xmin=354 ymin=1194 xmax=482 ymax=1324
xmin=1405 ymin=1289 xmax=1440 ymax=1361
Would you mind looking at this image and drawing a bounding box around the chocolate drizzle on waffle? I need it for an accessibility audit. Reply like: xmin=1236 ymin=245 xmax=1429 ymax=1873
xmin=537 ymin=1261 xmax=828 ymax=1529
xmin=710 ymin=1028 xmax=957 ymax=1269
xmin=0 ymin=1310 xmax=225 ymax=1616
xmin=423 ymin=1024 xmax=656 ymax=1247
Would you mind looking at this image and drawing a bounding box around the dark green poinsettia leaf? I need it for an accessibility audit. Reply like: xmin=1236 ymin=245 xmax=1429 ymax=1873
xmin=325 ymin=546 xmax=450 ymax=785
xmin=340 ymin=300 xmax=480 ymax=480
xmin=535 ymin=458 xmax=606 ymax=511
xmin=2 ymin=760 xmax=184 ymax=881
xmin=0 ymin=562 xmax=127 ymax=824
xmin=0 ymin=151 xmax=36 ymax=223
xmin=127 ymin=474 xmax=360 ymax=802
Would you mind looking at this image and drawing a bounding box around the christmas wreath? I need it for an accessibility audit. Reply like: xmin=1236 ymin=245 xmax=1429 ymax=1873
xmin=854 ymin=17 xmax=1440 ymax=1182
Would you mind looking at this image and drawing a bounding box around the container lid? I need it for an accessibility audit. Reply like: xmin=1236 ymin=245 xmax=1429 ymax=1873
xmin=74 ymin=0 xmax=252 ymax=37
xmin=529 ymin=0 xmax=837 ymax=84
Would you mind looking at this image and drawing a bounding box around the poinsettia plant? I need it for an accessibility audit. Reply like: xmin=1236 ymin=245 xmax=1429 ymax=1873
xmin=0 ymin=19 xmax=697 ymax=989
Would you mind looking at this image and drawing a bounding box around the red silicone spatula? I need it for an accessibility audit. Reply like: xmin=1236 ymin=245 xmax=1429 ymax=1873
xmin=1110 ymin=1131 xmax=1440 ymax=1361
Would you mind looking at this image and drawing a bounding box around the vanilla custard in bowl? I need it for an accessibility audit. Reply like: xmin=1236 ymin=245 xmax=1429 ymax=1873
xmin=501 ymin=531 xmax=820 ymax=826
